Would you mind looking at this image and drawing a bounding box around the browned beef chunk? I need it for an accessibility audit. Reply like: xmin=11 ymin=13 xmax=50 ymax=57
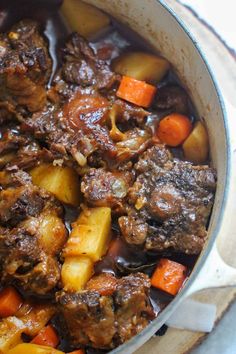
xmin=119 ymin=145 xmax=216 ymax=254
xmin=114 ymin=272 xmax=153 ymax=343
xmin=0 ymin=224 xmax=60 ymax=295
xmin=81 ymin=168 xmax=131 ymax=212
xmin=0 ymin=185 xmax=45 ymax=227
xmin=10 ymin=143 xmax=54 ymax=170
xmin=0 ymin=168 xmax=63 ymax=294
xmin=56 ymin=273 xmax=153 ymax=349
xmin=0 ymin=20 xmax=51 ymax=113
xmin=155 ymin=85 xmax=189 ymax=114
xmin=118 ymin=215 xmax=148 ymax=246
xmin=62 ymin=33 xmax=117 ymax=90
xmin=111 ymin=99 xmax=149 ymax=123
xmin=0 ymin=168 xmax=61 ymax=227
xmin=57 ymin=291 xmax=116 ymax=348
xmin=0 ymin=127 xmax=55 ymax=170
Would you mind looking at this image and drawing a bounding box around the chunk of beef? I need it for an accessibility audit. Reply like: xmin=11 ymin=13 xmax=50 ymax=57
xmin=81 ymin=168 xmax=131 ymax=212
xmin=62 ymin=33 xmax=117 ymax=90
xmin=0 ymin=20 xmax=51 ymax=113
xmin=56 ymin=273 xmax=153 ymax=349
xmin=114 ymin=273 xmax=154 ymax=343
xmin=0 ymin=127 xmax=55 ymax=170
xmin=118 ymin=215 xmax=148 ymax=246
xmin=155 ymin=85 xmax=189 ymax=114
xmin=0 ymin=225 xmax=60 ymax=295
xmin=0 ymin=169 xmax=61 ymax=227
xmin=23 ymin=104 xmax=96 ymax=166
xmin=119 ymin=145 xmax=216 ymax=254
xmin=57 ymin=291 xmax=116 ymax=348
xmin=112 ymin=99 xmax=149 ymax=124
xmin=0 ymin=168 xmax=64 ymax=294
xmin=10 ymin=143 xmax=54 ymax=170
xmin=0 ymin=185 xmax=45 ymax=227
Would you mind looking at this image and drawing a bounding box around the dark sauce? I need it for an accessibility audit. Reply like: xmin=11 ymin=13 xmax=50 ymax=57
xmin=0 ymin=1 xmax=199 ymax=352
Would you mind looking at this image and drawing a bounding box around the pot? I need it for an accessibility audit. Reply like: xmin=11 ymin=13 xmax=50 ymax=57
xmin=82 ymin=0 xmax=236 ymax=353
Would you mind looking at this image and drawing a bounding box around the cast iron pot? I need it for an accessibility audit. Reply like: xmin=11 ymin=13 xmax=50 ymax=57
xmin=82 ymin=1 xmax=236 ymax=353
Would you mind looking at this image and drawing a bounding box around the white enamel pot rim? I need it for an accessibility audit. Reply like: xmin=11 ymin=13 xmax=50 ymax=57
xmin=83 ymin=1 xmax=236 ymax=353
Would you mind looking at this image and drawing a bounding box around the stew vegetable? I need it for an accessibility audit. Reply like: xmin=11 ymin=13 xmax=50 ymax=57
xmin=0 ymin=0 xmax=216 ymax=353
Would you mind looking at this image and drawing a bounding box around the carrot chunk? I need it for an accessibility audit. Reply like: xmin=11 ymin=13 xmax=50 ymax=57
xmin=31 ymin=325 xmax=60 ymax=348
xmin=156 ymin=113 xmax=192 ymax=146
xmin=116 ymin=76 xmax=157 ymax=108
xmin=0 ymin=286 xmax=23 ymax=317
xmin=151 ymin=258 xmax=187 ymax=296
xmin=68 ymin=350 xmax=85 ymax=354
xmin=86 ymin=273 xmax=118 ymax=296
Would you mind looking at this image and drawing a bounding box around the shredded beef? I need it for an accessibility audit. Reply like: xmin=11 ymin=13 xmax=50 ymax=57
xmin=119 ymin=145 xmax=216 ymax=254
xmin=56 ymin=273 xmax=154 ymax=349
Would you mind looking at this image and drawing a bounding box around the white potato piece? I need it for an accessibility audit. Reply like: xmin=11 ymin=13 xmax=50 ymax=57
xmin=30 ymin=164 xmax=81 ymax=206
xmin=63 ymin=207 xmax=111 ymax=262
xmin=183 ymin=121 xmax=209 ymax=164
xmin=7 ymin=343 xmax=64 ymax=354
xmin=61 ymin=256 xmax=94 ymax=291
xmin=61 ymin=0 xmax=110 ymax=39
xmin=112 ymin=52 xmax=170 ymax=83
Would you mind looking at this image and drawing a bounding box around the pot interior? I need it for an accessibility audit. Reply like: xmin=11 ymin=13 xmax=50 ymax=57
xmin=83 ymin=1 xmax=228 ymax=353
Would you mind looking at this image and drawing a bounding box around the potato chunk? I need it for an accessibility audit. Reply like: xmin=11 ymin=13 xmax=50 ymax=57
xmin=183 ymin=121 xmax=209 ymax=164
xmin=64 ymin=207 xmax=111 ymax=261
xmin=0 ymin=304 xmax=55 ymax=353
xmin=61 ymin=256 xmax=94 ymax=291
xmin=61 ymin=0 xmax=110 ymax=39
xmin=0 ymin=317 xmax=24 ymax=353
xmin=112 ymin=52 xmax=170 ymax=83
xmin=30 ymin=164 xmax=80 ymax=206
xmin=38 ymin=211 xmax=67 ymax=256
xmin=7 ymin=343 xmax=64 ymax=354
